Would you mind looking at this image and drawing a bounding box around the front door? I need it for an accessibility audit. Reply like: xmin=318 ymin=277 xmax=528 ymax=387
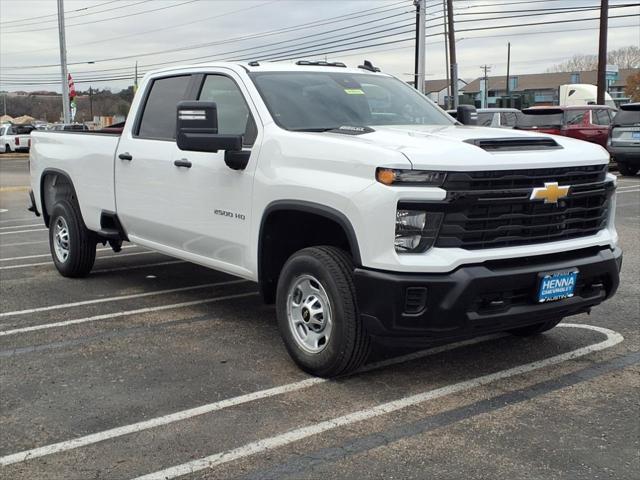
xmin=167 ymin=71 xmax=261 ymax=277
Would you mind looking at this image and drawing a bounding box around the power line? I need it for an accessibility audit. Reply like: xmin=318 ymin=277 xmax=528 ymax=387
xmin=0 ymin=2 xmax=411 ymax=69
xmin=0 ymin=0 xmax=121 ymax=26
xmin=0 ymin=0 xmax=202 ymax=34
xmin=0 ymin=0 xmax=153 ymax=29
xmin=1 ymin=9 xmax=637 ymax=85
xmin=6 ymin=2 xmax=634 ymax=73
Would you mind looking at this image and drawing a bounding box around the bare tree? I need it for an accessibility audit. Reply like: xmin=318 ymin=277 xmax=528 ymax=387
xmin=547 ymin=46 xmax=639 ymax=72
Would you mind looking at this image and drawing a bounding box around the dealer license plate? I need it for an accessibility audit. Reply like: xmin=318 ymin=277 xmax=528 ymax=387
xmin=537 ymin=270 xmax=578 ymax=303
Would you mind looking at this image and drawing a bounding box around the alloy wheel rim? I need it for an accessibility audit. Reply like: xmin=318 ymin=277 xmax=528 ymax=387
xmin=287 ymin=274 xmax=333 ymax=354
xmin=53 ymin=217 xmax=70 ymax=263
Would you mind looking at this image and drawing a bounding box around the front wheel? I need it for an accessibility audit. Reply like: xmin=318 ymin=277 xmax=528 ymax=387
xmin=276 ymin=246 xmax=370 ymax=378
xmin=49 ymin=199 xmax=96 ymax=277
xmin=618 ymin=163 xmax=639 ymax=176
xmin=507 ymin=318 xmax=562 ymax=337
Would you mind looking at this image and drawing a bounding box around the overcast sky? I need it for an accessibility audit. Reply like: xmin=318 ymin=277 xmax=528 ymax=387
xmin=0 ymin=0 xmax=638 ymax=92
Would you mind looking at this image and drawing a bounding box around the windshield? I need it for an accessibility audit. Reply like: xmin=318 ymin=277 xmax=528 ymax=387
xmin=249 ymin=71 xmax=454 ymax=131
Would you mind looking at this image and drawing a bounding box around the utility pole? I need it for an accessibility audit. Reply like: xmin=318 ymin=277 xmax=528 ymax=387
xmin=597 ymin=0 xmax=608 ymax=105
xmin=446 ymin=0 xmax=459 ymax=108
xmin=505 ymin=42 xmax=511 ymax=108
xmin=57 ymin=0 xmax=71 ymax=123
xmin=134 ymin=61 xmax=139 ymax=92
xmin=414 ymin=0 xmax=427 ymax=93
xmin=480 ymin=65 xmax=491 ymax=108
xmin=443 ymin=0 xmax=450 ymax=108
xmin=89 ymin=86 xmax=94 ymax=121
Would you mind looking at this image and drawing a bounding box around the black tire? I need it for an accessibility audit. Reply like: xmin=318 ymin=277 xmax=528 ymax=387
xmin=276 ymin=246 xmax=371 ymax=378
xmin=618 ymin=163 xmax=639 ymax=176
xmin=507 ymin=318 xmax=562 ymax=337
xmin=49 ymin=199 xmax=96 ymax=277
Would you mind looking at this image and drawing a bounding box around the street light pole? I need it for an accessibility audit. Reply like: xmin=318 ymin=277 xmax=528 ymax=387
xmin=57 ymin=0 xmax=71 ymax=123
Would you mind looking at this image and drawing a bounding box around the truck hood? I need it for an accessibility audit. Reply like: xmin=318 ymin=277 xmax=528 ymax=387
xmin=329 ymin=125 xmax=609 ymax=171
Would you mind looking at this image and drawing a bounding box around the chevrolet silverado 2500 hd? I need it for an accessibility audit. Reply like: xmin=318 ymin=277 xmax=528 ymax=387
xmin=29 ymin=62 xmax=622 ymax=377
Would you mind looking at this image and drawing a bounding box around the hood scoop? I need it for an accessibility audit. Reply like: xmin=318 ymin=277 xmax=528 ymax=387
xmin=465 ymin=137 xmax=562 ymax=151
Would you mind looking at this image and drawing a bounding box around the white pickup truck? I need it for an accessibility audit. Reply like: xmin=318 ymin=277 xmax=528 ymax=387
xmin=29 ymin=61 xmax=621 ymax=377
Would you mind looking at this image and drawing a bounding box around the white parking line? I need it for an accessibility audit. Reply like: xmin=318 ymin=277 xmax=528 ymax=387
xmin=0 ymin=334 xmax=505 ymax=466
xmin=0 ymin=244 xmax=139 ymax=262
xmin=0 ymin=228 xmax=47 ymax=235
xmin=0 ymin=291 xmax=258 ymax=337
xmin=0 ymin=251 xmax=155 ymax=270
xmin=617 ymin=188 xmax=640 ymax=195
xmin=0 ymin=279 xmax=247 ymax=318
xmin=0 ymin=223 xmax=42 ymax=230
xmin=132 ymin=324 xmax=623 ymax=480
xmin=0 ymin=239 xmax=48 ymax=247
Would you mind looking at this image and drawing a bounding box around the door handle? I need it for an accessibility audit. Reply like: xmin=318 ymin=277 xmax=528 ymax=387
xmin=118 ymin=152 xmax=133 ymax=161
xmin=174 ymin=159 xmax=192 ymax=168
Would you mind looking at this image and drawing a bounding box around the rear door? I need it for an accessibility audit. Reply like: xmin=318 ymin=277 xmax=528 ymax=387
xmin=115 ymin=74 xmax=193 ymax=246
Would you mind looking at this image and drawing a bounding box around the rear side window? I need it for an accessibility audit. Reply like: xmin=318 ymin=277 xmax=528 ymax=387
xmin=592 ymin=109 xmax=612 ymax=126
xmin=138 ymin=75 xmax=191 ymax=140
xmin=500 ymin=112 xmax=519 ymax=127
xmin=517 ymin=110 xmax=563 ymax=128
xmin=477 ymin=112 xmax=494 ymax=126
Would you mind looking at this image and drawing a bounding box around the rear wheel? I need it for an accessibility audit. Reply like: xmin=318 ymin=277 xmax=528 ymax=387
xmin=507 ymin=318 xmax=562 ymax=337
xmin=618 ymin=163 xmax=639 ymax=176
xmin=49 ymin=199 xmax=96 ymax=277
xmin=276 ymin=246 xmax=370 ymax=378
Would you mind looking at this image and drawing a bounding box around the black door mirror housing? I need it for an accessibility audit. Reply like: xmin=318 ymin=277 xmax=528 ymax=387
xmin=456 ymin=105 xmax=478 ymax=125
xmin=176 ymin=101 xmax=243 ymax=153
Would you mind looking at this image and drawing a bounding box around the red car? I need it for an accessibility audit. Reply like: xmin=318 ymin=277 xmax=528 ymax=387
xmin=516 ymin=105 xmax=616 ymax=148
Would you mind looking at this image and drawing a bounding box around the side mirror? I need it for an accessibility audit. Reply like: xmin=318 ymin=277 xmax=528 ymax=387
xmin=176 ymin=101 xmax=242 ymax=153
xmin=456 ymin=105 xmax=478 ymax=125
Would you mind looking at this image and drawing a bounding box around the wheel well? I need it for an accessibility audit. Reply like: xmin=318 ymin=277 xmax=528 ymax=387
xmin=258 ymin=206 xmax=360 ymax=304
xmin=40 ymin=171 xmax=78 ymax=227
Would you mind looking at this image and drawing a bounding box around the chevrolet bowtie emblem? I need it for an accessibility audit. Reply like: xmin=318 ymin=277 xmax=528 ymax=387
xmin=530 ymin=182 xmax=570 ymax=204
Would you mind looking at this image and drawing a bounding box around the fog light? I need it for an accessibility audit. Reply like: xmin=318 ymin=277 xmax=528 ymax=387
xmin=395 ymin=209 xmax=443 ymax=253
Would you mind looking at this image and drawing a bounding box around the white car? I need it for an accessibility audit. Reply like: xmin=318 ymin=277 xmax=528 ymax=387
xmin=1 ymin=124 xmax=34 ymax=153
xmin=28 ymin=61 xmax=622 ymax=377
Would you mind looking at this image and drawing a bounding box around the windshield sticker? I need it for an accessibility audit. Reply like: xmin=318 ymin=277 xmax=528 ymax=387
xmin=344 ymin=88 xmax=365 ymax=95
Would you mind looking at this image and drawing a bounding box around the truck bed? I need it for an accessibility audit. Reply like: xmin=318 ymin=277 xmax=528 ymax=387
xmin=30 ymin=131 xmax=120 ymax=232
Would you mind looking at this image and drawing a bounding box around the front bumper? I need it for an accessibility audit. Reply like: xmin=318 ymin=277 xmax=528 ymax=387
xmin=354 ymin=246 xmax=621 ymax=346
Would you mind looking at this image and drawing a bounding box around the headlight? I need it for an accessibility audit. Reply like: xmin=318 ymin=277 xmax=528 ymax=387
xmin=395 ymin=209 xmax=443 ymax=253
xmin=377 ymin=168 xmax=446 ymax=186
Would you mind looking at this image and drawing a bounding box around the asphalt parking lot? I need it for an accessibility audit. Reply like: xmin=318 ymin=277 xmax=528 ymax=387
xmin=0 ymin=153 xmax=638 ymax=480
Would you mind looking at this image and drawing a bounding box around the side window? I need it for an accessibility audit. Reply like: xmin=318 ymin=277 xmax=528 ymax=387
xmin=565 ymin=110 xmax=587 ymax=126
xmin=593 ymin=109 xmax=612 ymax=126
xmin=500 ymin=112 xmax=518 ymax=127
xmin=138 ymin=75 xmax=191 ymax=140
xmin=198 ymin=75 xmax=256 ymax=146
